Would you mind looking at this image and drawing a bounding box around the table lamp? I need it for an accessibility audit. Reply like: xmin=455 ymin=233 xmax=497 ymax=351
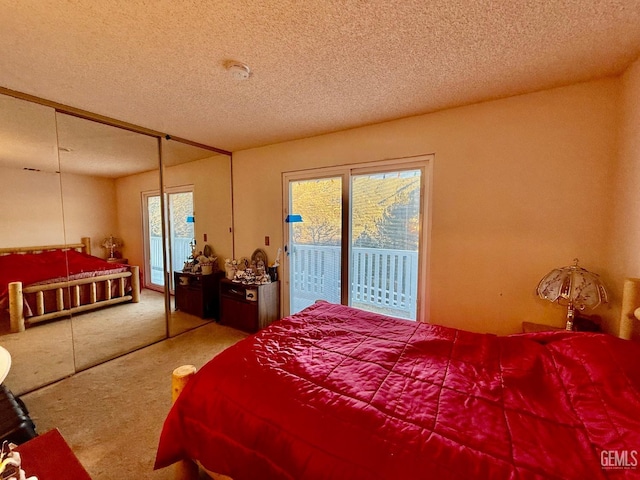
xmin=101 ymin=235 xmax=122 ymax=259
xmin=536 ymin=259 xmax=608 ymax=331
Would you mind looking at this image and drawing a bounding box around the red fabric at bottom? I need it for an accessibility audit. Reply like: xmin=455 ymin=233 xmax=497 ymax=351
xmin=156 ymin=302 xmax=640 ymax=480
xmin=17 ymin=429 xmax=91 ymax=479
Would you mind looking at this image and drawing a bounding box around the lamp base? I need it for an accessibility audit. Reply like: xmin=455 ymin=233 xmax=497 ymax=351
xmin=565 ymin=304 xmax=575 ymax=331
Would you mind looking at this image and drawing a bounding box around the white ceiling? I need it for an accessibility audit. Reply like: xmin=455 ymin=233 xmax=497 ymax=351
xmin=1 ymin=1 xmax=639 ymax=153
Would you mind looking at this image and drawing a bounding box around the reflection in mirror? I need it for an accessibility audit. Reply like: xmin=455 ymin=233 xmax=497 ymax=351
xmin=56 ymin=113 xmax=167 ymax=370
xmin=0 ymin=93 xmax=74 ymax=394
xmin=161 ymin=138 xmax=233 ymax=336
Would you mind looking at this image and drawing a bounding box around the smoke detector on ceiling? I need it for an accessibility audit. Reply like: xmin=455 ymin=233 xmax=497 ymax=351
xmin=225 ymin=61 xmax=251 ymax=80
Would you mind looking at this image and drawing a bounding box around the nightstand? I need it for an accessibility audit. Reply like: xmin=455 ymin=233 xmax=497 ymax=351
xmin=174 ymin=270 xmax=224 ymax=318
xmin=106 ymin=257 xmax=128 ymax=264
xmin=219 ymin=279 xmax=280 ymax=333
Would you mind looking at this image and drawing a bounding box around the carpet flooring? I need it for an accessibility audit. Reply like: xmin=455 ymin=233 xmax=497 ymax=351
xmin=20 ymin=321 xmax=247 ymax=479
xmin=4 ymin=289 xmax=215 ymax=396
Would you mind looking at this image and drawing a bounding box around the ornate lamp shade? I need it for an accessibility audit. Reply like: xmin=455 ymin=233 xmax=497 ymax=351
xmin=101 ymin=235 xmax=123 ymax=259
xmin=536 ymin=259 xmax=608 ymax=331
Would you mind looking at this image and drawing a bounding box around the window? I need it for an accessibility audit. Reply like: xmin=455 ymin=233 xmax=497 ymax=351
xmin=283 ymin=155 xmax=431 ymax=320
xmin=142 ymin=186 xmax=194 ymax=291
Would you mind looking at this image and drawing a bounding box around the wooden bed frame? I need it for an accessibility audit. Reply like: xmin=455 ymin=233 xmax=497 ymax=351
xmin=0 ymin=237 xmax=140 ymax=334
xmin=171 ymin=366 xmax=230 ymax=480
xmin=619 ymin=277 xmax=640 ymax=340
xmin=167 ymin=278 xmax=640 ymax=479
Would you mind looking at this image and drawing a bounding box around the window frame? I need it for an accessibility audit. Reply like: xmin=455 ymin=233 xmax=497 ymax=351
xmin=281 ymin=154 xmax=433 ymax=321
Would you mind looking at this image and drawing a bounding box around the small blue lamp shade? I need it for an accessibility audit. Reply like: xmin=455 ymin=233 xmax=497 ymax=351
xmin=285 ymin=214 xmax=303 ymax=223
xmin=186 ymin=216 xmax=195 ymax=223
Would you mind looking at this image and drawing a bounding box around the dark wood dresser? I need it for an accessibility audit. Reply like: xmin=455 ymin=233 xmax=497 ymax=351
xmin=219 ymin=279 xmax=279 ymax=333
xmin=174 ymin=270 xmax=224 ymax=319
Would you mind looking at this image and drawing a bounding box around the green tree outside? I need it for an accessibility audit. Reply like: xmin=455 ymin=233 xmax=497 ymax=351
xmin=291 ymin=172 xmax=420 ymax=249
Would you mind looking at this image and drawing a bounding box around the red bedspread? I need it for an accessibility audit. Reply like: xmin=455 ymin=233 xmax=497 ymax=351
xmin=155 ymin=302 xmax=640 ymax=479
xmin=0 ymin=249 xmax=128 ymax=297
xmin=0 ymin=250 xmax=131 ymax=318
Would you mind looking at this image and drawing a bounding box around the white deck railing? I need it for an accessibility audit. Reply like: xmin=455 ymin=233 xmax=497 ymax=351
xmin=291 ymin=244 xmax=418 ymax=319
xmin=150 ymin=238 xmax=419 ymax=319
xmin=149 ymin=236 xmax=192 ymax=286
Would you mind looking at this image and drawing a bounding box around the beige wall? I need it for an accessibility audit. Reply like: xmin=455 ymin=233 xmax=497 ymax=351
xmin=0 ymin=167 xmax=66 ymax=247
xmin=60 ymin=172 xmax=119 ymax=255
xmin=609 ymin=56 xmax=640 ymax=337
xmin=0 ymin=167 xmax=118 ymax=252
xmin=233 ymin=78 xmax=620 ymax=335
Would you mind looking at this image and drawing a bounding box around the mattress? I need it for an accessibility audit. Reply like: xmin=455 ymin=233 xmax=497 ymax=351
xmin=156 ymin=301 xmax=640 ymax=479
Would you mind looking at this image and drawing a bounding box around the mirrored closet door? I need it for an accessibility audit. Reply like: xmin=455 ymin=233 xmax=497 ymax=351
xmin=0 ymin=90 xmax=233 ymax=395
xmin=161 ymin=137 xmax=233 ymax=336
xmin=0 ymin=93 xmax=75 ymax=394
xmin=56 ymin=113 xmax=167 ymax=370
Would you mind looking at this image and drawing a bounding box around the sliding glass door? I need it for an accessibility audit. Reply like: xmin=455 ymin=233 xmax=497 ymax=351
xmin=143 ymin=187 xmax=194 ymax=291
xmin=284 ymin=156 xmax=430 ymax=320
xmin=350 ymin=169 xmax=421 ymax=319
xmin=143 ymin=192 xmax=164 ymax=290
xmin=167 ymin=189 xmax=195 ymax=291
xmin=288 ymin=176 xmax=343 ymax=314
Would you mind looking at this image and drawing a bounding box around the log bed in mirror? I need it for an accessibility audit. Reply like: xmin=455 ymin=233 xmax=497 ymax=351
xmin=0 ymin=237 xmax=141 ymax=333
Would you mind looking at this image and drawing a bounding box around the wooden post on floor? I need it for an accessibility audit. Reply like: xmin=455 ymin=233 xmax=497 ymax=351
xmin=130 ymin=265 xmax=141 ymax=303
xmin=172 ymin=365 xmax=198 ymax=479
xmin=172 ymin=365 xmax=196 ymax=403
xmin=9 ymin=282 xmax=25 ymax=333
xmin=620 ymin=278 xmax=640 ymax=340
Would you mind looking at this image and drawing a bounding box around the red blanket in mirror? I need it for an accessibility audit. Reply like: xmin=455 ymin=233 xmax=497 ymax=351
xmin=0 ymin=249 xmax=128 ymax=297
xmin=0 ymin=249 xmax=130 ymax=318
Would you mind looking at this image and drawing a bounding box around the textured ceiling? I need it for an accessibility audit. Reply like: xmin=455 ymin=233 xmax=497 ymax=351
xmin=1 ymin=0 xmax=640 ymax=153
xmin=0 ymin=92 xmax=224 ymax=177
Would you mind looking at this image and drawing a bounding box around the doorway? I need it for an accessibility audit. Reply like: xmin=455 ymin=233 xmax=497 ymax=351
xmin=142 ymin=187 xmax=194 ymax=292
xmin=283 ymin=156 xmax=431 ymax=320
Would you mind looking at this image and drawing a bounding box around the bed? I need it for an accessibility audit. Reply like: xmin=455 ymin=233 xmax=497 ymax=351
xmin=155 ymin=287 xmax=640 ymax=479
xmin=0 ymin=237 xmax=140 ymax=333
